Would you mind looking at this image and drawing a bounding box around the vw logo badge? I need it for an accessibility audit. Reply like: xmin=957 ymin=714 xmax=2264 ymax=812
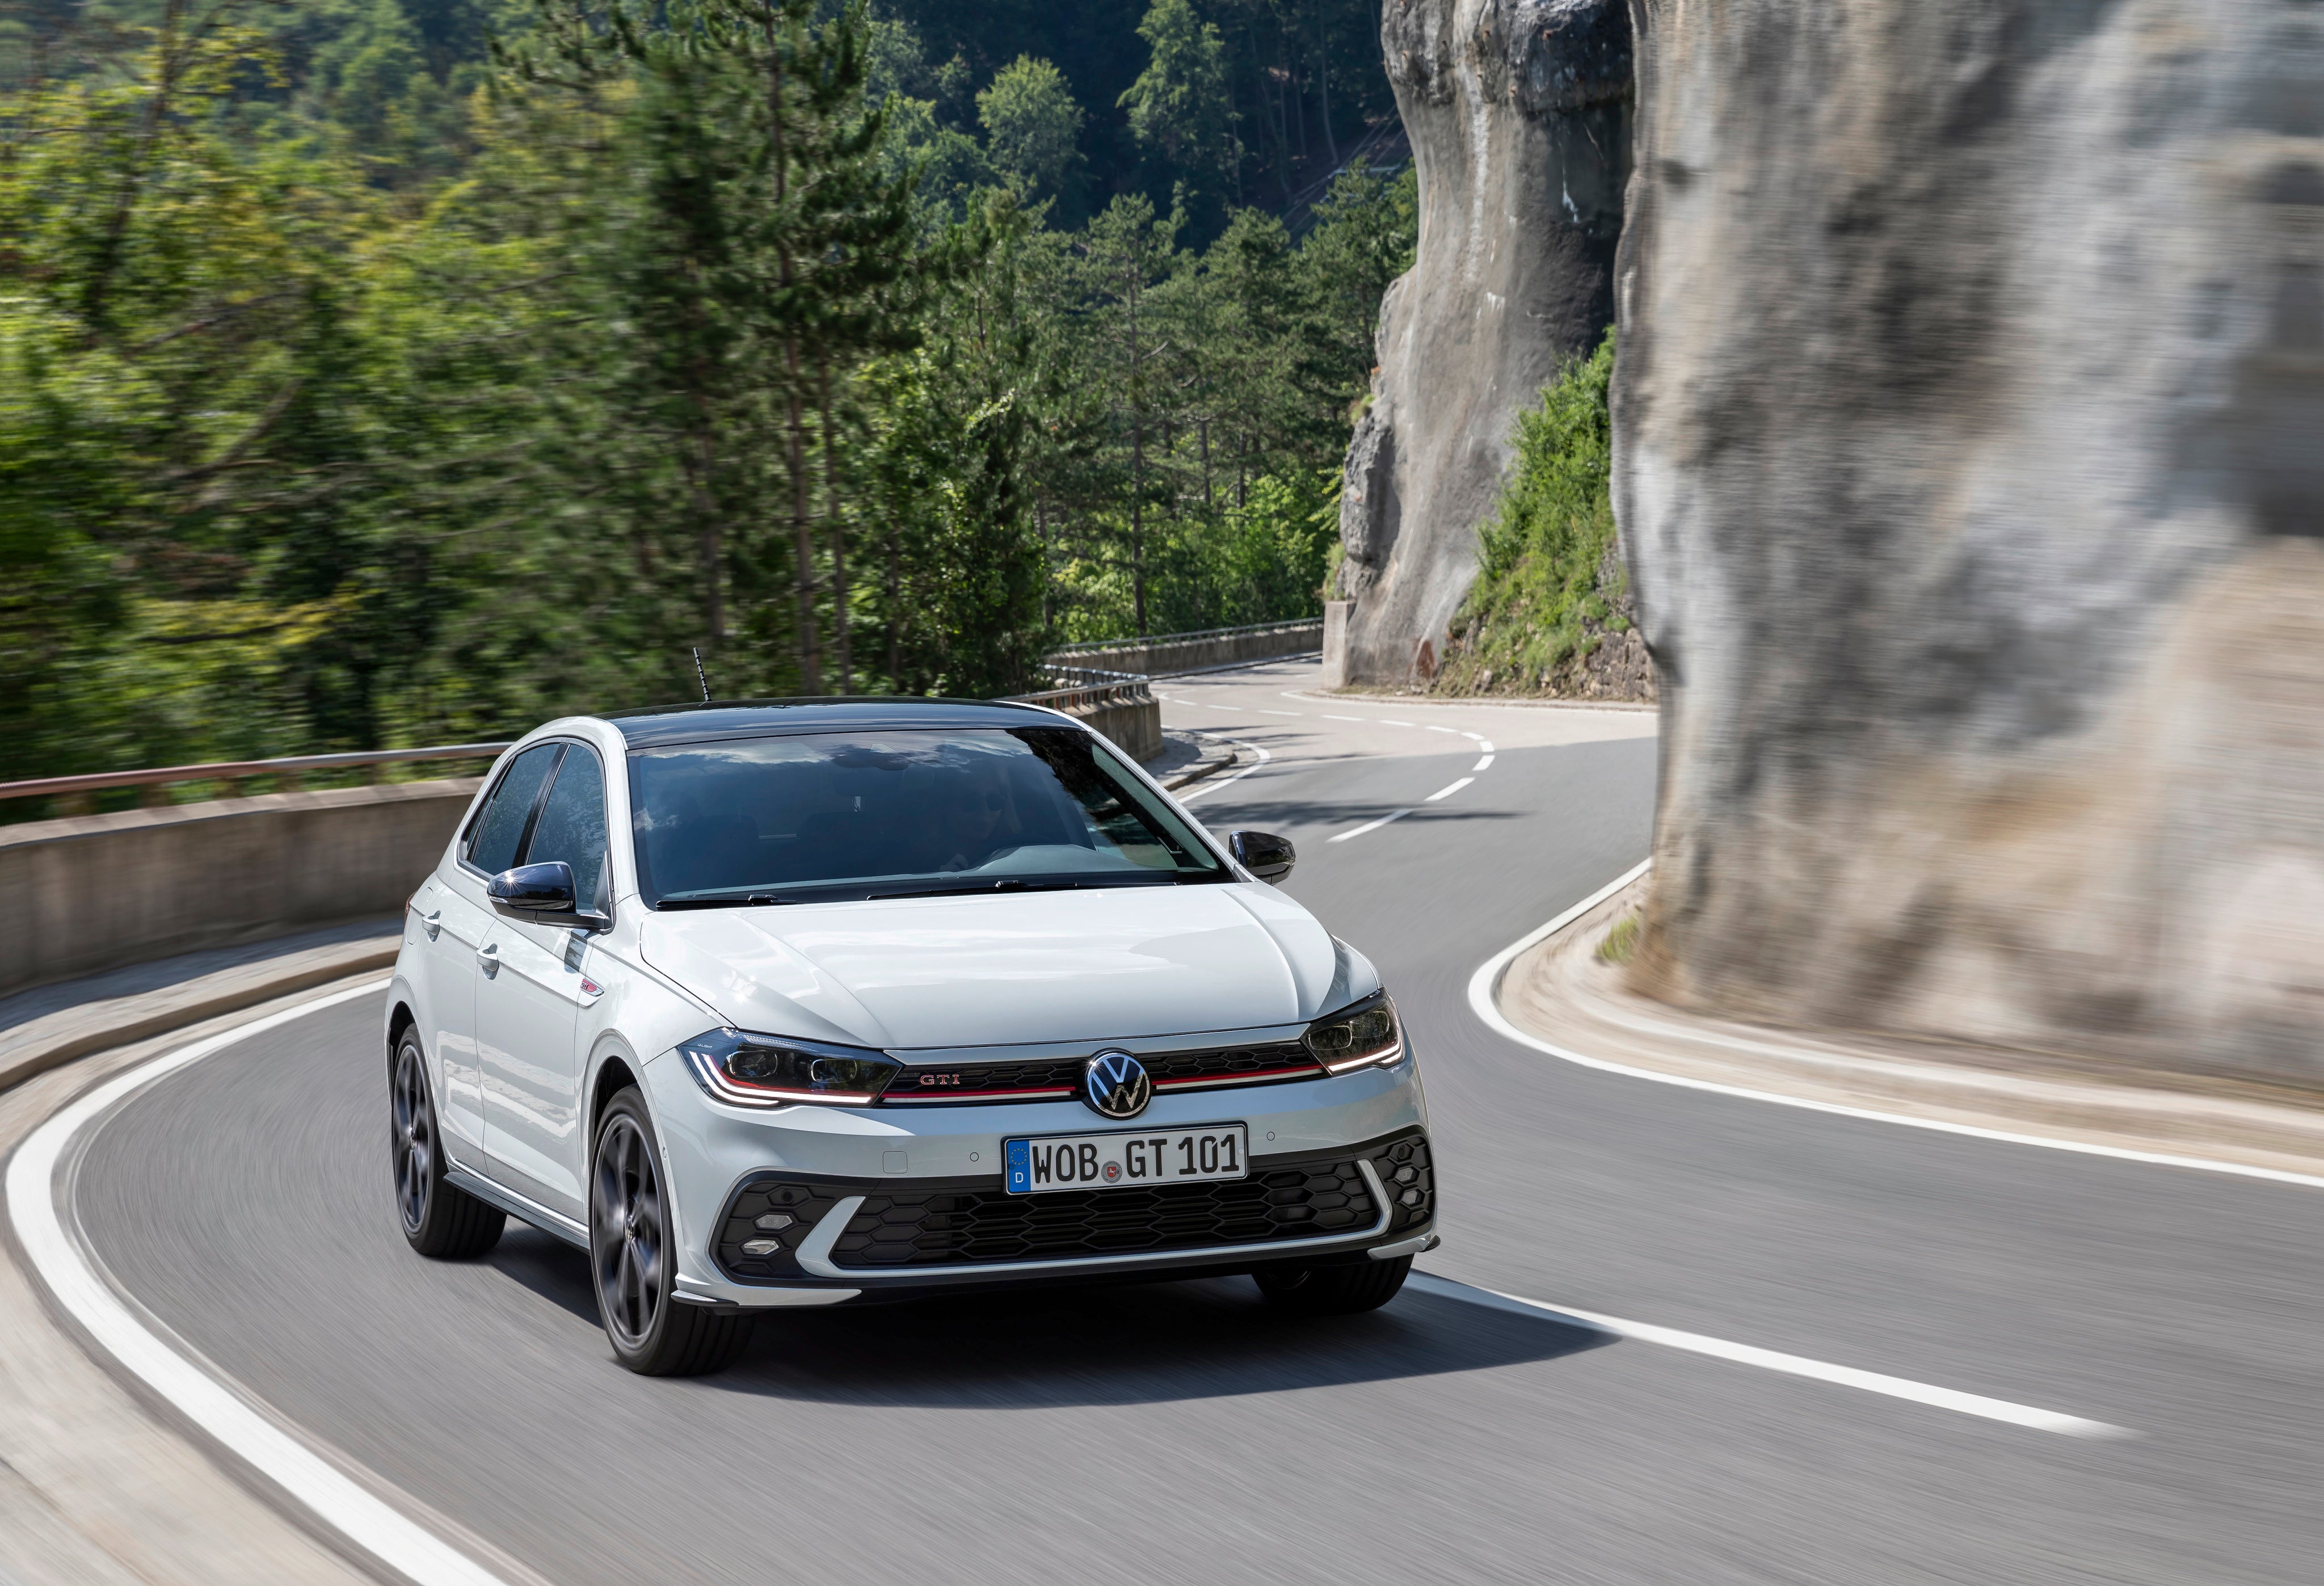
xmin=1082 ymin=1050 xmax=1152 ymax=1120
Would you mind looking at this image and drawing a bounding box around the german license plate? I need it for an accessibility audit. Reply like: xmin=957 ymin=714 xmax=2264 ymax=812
xmin=1004 ymin=1124 xmax=1248 ymax=1194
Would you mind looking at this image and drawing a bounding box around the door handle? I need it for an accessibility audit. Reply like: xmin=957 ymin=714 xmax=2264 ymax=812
xmin=476 ymin=943 xmax=500 ymax=977
xmin=420 ymin=909 xmax=442 ymax=941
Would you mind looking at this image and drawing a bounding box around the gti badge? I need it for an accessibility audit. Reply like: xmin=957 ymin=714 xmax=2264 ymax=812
xmin=1082 ymin=1050 xmax=1152 ymax=1120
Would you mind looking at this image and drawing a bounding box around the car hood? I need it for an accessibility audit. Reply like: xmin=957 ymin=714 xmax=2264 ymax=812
xmin=637 ymin=884 xmax=1361 ymax=1050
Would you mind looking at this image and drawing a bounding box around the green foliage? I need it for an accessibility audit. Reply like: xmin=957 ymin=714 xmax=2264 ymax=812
xmin=1118 ymin=0 xmax=1233 ymax=222
xmin=2 ymin=0 xmax=1420 ymax=798
xmin=976 ymin=56 xmax=1081 ymax=203
xmin=1435 ymin=330 xmax=1625 ymax=696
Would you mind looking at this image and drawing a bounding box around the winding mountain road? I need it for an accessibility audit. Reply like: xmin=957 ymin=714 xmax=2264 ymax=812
xmin=61 ymin=660 xmax=2324 ymax=1584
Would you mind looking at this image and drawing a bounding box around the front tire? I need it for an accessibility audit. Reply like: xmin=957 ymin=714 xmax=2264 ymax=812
xmin=588 ymin=1088 xmax=752 ymax=1376
xmin=390 ymin=1032 xmax=505 ymax=1259
xmin=1252 ymin=1255 xmax=1412 ymax=1315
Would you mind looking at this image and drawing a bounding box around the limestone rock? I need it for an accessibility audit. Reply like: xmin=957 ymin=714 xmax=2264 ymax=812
xmin=1334 ymin=0 xmax=1632 ymax=684
xmin=1617 ymin=0 xmax=2324 ymax=1080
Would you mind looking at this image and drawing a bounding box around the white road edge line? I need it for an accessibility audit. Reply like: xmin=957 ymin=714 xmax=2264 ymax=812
xmin=1174 ymin=734 xmax=1272 ymax=803
xmin=1425 ymin=777 xmax=1474 ymax=802
xmin=1330 ymin=808 xmax=1414 ymax=843
xmin=1467 ymin=861 xmax=2324 ymax=1193
xmin=1405 ymin=1275 xmax=2129 ymax=1439
xmin=6 ymin=979 xmax=521 ymax=1586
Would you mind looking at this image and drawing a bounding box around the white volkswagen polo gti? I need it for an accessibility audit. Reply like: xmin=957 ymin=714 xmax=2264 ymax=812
xmin=386 ymin=699 xmax=1436 ymax=1374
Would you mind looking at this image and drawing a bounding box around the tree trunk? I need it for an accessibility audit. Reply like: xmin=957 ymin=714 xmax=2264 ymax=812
xmin=821 ymin=359 xmax=849 ymax=692
xmin=1314 ymin=1 xmax=1339 ymax=166
xmin=1129 ymin=258 xmax=1147 ymax=636
xmin=886 ymin=527 xmax=902 ymax=692
xmin=787 ymin=357 xmax=818 ymax=692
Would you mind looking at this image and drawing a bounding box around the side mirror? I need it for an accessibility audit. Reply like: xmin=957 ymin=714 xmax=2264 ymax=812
xmin=1228 ymin=831 xmax=1296 ymax=884
xmin=489 ymin=861 xmax=609 ymax=931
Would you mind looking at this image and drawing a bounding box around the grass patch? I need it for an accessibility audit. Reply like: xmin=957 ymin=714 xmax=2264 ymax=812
xmin=1432 ymin=329 xmax=1641 ymax=697
xmin=1596 ymin=911 xmax=1641 ymax=965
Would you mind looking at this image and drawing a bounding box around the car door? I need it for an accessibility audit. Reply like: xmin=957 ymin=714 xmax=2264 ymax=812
xmin=477 ymin=741 xmax=608 ymax=1222
xmin=428 ymin=741 xmax=563 ymax=1165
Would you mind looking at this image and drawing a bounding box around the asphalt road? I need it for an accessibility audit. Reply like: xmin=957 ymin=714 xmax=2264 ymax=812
xmin=75 ymin=661 xmax=2324 ymax=1584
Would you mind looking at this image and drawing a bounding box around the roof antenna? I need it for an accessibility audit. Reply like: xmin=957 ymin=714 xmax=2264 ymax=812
xmin=692 ymin=647 xmax=711 ymax=704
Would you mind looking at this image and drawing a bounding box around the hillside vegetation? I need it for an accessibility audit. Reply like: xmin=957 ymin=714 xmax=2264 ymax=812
xmin=3 ymin=0 xmax=1414 ymax=796
xmin=1429 ymin=331 xmax=1653 ymax=701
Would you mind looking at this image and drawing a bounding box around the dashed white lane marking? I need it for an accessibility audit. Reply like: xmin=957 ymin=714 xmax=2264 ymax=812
xmin=1381 ymin=719 xmax=1415 ymax=727
xmin=1426 ymin=725 xmax=1462 ymax=735
xmin=1174 ymin=733 xmax=1273 ymax=803
xmin=1459 ymin=731 xmax=1484 ymax=742
xmin=1321 ymin=714 xmax=1364 ymax=722
xmin=1474 ymin=755 xmax=1495 ymax=771
xmin=1253 ymin=709 xmax=1300 ymax=716
xmin=1476 ymin=739 xmax=1495 ymax=754
xmin=1426 ymin=777 xmax=1475 ymax=802
xmin=1329 ymin=808 xmax=1414 ymax=843
xmin=10 ymin=982 xmax=523 ymax=1586
xmin=1408 ymin=1276 xmax=2130 ymax=1439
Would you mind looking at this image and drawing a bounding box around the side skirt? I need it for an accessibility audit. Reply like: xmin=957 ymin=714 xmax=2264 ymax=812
xmin=444 ymin=1162 xmax=589 ymax=1250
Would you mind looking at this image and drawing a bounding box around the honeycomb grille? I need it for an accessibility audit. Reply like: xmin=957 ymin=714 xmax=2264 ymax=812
xmin=830 ymin=1157 xmax=1378 ymax=1268
xmin=712 ymin=1181 xmax=847 ymax=1281
xmin=877 ymin=1041 xmax=1322 ymax=1105
xmin=1373 ymin=1134 xmax=1434 ymax=1235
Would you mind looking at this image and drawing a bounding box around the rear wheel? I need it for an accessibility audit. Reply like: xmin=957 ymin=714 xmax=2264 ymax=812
xmin=390 ymin=1032 xmax=505 ymax=1258
xmin=1252 ymin=1255 xmax=1412 ymax=1316
xmin=589 ymin=1088 xmax=753 ymax=1376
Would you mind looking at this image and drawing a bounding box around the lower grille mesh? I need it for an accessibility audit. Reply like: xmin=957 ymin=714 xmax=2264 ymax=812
xmin=832 ymin=1158 xmax=1378 ymax=1268
xmin=710 ymin=1133 xmax=1432 ymax=1280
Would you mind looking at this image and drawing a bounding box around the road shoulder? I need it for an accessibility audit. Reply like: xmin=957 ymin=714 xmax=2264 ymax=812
xmin=1498 ymin=877 xmax=2324 ymax=1184
xmin=0 ymin=963 xmax=399 ymax=1585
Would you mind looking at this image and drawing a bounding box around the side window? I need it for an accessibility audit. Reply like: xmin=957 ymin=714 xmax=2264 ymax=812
xmin=523 ymin=748 xmax=609 ymax=907
xmin=465 ymin=744 xmax=562 ymax=876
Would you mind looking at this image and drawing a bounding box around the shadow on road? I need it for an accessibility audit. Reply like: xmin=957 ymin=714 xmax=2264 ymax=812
xmin=717 ymin=1274 xmax=1610 ymax=1408
xmin=487 ymin=1230 xmax=1610 ymax=1406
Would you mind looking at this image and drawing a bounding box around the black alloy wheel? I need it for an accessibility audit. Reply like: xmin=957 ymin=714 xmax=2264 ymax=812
xmin=588 ymin=1088 xmax=753 ymax=1376
xmin=390 ymin=1031 xmax=505 ymax=1258
xmin=1252 ymin=1253 xmax=1413 ymax=1315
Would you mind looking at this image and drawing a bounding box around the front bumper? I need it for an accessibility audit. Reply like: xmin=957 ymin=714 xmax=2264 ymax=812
xmin=642 ymin=1048 xmax=1434 ymax=1309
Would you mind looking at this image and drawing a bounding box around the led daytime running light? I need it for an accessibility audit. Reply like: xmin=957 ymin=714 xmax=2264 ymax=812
xmin=1303 ymin=994 xmax=1404 ymax=1074
xmin=677 ymin=1028 xmax=900 ymax=1108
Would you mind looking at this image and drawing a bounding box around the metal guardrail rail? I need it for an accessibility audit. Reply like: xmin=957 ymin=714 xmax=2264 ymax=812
xmin=1009 ymin=666 xmax=1154 ymax=713
xmin=0 ymin=743 xmax=516 ymax=811
xmin=1046 ymin=617 xmax=1323 ymax=657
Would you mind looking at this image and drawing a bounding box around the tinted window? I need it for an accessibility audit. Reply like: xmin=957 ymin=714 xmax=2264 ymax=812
xmin=524 ymin=747 xmax=608 ymax=907
xmin=630 ymin=728 xmax=1227 ymax=906
xmin=465 ymin=744 xmax=560 ymax=876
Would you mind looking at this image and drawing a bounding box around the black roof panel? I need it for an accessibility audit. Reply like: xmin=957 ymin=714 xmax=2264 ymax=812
xmin=604 ymin=697 xmax=1071 ymax=748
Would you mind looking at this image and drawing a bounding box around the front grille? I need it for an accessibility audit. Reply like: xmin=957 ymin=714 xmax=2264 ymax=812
xmin=711 ymin=1132 xmax=1433 ymax=1282
xmin=875 ymin=1041 xmax=1323 ymax=1105
xmin=831 ymin=1158 xmax=1378 ymax=1268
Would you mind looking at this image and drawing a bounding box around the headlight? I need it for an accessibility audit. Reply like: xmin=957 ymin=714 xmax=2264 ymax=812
xmin=677 ymin=1028 xmax=901 ymax=1107
xmin=1303 ymin=992 xmax=1403 ymax=1074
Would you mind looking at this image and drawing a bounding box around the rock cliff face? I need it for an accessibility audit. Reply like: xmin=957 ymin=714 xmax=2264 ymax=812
xmin=1333 ymin=0 xmax=1632 ymax=684
xmin=1618 ymin=0 xmax=2324 ymax=1078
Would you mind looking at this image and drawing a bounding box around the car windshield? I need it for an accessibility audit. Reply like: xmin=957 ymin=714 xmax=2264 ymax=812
xmin=630 ymin=726 xmax=1230 ymax=906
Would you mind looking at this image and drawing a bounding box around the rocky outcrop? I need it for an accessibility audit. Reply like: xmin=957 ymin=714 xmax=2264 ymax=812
xmin=1618 ymin=1 xmax=2324 ymax=1080
xmin=1333 ymin=0 xmax=1632 ymax=684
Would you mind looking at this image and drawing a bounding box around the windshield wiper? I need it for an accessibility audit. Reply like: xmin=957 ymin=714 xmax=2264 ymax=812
xmin=656 ymin=893 xmax=802 ymax=910
xmin=864 ymin=878 xmax=1094 ymax=901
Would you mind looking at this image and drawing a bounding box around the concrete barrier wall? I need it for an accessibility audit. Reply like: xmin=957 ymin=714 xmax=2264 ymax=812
xmin=0 ymin=695 xmax=1169 ymax=998
xmin=1054 ymin=621 xmax=1323 ymax=679
xmin=1068 ymin=695 xmax=1163 ymax=763
xmin=0 ymin=780 xmax=478 ymax=998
